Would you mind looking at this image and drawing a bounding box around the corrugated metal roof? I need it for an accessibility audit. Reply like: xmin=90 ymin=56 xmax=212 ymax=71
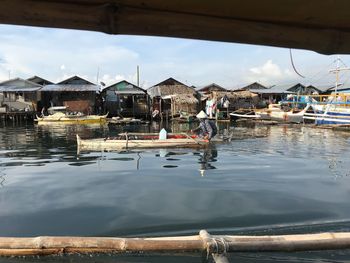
xmin=249 ymin=88 xmax=295 ymax=94
xmin=41 ymin=84 xmax=98 ymax=92
xmin=103 ymin=80 xmax=146 ymax=95
xmin=114 ymin=90 xmax=146 ymax=95
xmin=0 ymin=86 xmax=42 ymax=92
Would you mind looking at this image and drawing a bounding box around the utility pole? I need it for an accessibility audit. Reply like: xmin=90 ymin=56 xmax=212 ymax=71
xmin=137 ymin=65 xmax=140 ymax=87
xmin=96 ymin=66 xmax=100 ymax=84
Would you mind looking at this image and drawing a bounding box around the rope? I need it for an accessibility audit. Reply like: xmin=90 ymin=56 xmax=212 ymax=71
xmin=289 ymin=49 xmax=305 ymax=78
xmin=220 ymin=237 xmax=228 ymax=254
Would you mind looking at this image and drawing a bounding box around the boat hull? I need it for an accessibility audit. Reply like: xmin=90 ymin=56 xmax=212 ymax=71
xmin=304 ymin=105 xmax=350 ymax=124
xmin=35 ymin=114 xmax=108 ymax=124
xmin=76 ymin=134 xmax=209 ymax=152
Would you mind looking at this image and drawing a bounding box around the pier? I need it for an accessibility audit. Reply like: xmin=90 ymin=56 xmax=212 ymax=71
xmin=0 ymin=111 xmax=36 ymax=123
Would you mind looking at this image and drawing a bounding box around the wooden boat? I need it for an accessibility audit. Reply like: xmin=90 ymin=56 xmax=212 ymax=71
xmin=35 ymin=106 xmax=108 ymax=124
xmin=303 ymin=59 xmax=350 ymax=125
xmin=108 ymin=117 xmax=149 ymax=125
xmin=304 ymin=100 xmax=350 ymax=124
xmin=230 ymin=112 xmax=261 ymax=120
xmin=231 ymin=104 xmax=309 ymax=123
xmin=77 ymin=133 xmax=209 ymax=152
xmin=268 ymin=106 xmax=309 ymax=123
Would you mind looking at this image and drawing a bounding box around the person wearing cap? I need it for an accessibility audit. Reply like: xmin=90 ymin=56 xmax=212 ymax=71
xmin=191 ymin=110 xmax=217 ymax=140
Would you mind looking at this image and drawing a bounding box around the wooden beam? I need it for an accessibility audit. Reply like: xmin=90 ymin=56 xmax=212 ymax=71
xmin=0 ymin=1 xmax=350 ymax=54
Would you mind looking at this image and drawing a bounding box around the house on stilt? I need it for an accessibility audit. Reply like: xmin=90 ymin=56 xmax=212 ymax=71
xmin=101 ymin=80 xmax=150 ymax=119
xmin=147 ymin=78 xmax=199 ymax=120
xmin=40 ymin=76 xmax=99 ymax=114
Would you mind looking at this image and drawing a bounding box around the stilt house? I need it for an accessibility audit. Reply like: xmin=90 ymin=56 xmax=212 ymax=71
xmin=40 ymin=76 xmax=98 ymax=114
xmin=213 ymin=90 xmax=260 ymax=117
xmin=0 ymin=78 xmax=42 ymax=112
xmin=147 ymin=78 xmax=199 ymax=118
xmin=197 ymin=83 xmax=227 ymax=112
xmin=102 ymin=80 xmax=149 ymax=118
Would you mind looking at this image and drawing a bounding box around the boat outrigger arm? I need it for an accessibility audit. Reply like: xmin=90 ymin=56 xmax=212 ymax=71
xmin=1 ymin=230 xmax=350 ymax=262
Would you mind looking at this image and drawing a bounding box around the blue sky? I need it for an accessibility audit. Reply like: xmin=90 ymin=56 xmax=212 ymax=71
xmin=0 ymin=24 xmax=349 ymax=89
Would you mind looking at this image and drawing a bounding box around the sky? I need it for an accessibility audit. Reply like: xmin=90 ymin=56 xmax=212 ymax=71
xmin=1 ymin=24 xmax=350 ymax=89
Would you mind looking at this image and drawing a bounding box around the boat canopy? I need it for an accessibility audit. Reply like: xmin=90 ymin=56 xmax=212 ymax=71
xmin=1 ymin=1 xmax=350 ymax=54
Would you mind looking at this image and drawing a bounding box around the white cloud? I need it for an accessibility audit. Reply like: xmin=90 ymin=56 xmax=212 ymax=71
xmin=250 ymin=60 xmax=282 ymax=77
xmin=0 ymin=25 xmax=346 ymax=88
xmin=0 ymin=26 xmax=140 ymax=84
xmin=245 ymin=60 xmax=297 ymax=85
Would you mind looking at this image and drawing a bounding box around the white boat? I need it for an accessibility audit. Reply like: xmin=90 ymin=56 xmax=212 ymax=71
xmin=231 ymin=104 xmax=308 ymax=123
xmin=230 ymin=112 xmax=261 ymax=119
xmin=303 ymin=58 xmax=350 ymax=125
xmin=268 ymin=105 xmax=310 ymax=123
xmin=303 ymin=98 xmax=350 ymax=124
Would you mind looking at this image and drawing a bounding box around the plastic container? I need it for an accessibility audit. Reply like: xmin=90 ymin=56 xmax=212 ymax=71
xmin=159 ymin=128 xmax=167 ymax=140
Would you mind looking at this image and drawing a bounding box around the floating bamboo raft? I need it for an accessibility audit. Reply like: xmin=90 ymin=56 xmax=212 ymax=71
xmin=76 ymin=133 xmax=209 ymax=152
xmin=1 ymin=230 xmax=350 ymax=262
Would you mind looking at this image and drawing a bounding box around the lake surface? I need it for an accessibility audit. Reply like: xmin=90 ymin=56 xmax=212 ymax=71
xmin=0 ymin=121 xmax=350 ymax=262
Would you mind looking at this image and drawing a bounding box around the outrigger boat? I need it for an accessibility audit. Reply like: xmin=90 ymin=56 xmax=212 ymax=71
xmin=231 ymin=104 xmax=309 ymax=123
xmin=35 ymin=106 xmax=108 ymax=124
xmin=303 ymin=96 xmax=350 ymax=124
xmin=303 ymin=57 xmax=350 ymax=125
xmin=76 ymin=133 xmax=209 ymax=152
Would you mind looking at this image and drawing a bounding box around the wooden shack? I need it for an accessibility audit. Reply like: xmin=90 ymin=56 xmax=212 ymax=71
xmin=197 ymin=83 xmax=226 ymax=94
xmin=40 ymin=76 xmax=98 ymax=114
xmin=102 ymin=80 xmax=149 ymax=118
xmin=0 ymin=78 xmax=42 ymax=112
xmin=147 ymin=77 xmax=198 ymax=119
xmin=212 ymin=90 xmax=260 ymax=118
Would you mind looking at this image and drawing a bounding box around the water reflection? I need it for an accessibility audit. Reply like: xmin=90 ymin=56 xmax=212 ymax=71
xmin=197 ymin=147 xmax=218 ymax=176
xmin=1 ymin=122 xmax=350 ymax=262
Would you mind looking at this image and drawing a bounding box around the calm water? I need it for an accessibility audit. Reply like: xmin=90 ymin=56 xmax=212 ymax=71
xmin=1 ymin=121 xmax=350 ymax=262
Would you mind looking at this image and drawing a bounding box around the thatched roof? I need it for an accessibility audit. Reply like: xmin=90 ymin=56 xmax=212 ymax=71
xmin=148 ymin=85 xmax=196 ymax=98
xmin=212 ymin=90 xmax=258 ymax=100
xmin=197 ymin=83 xmax=227 ymax=93
xmin=163 ymin=94 xmax=198 ymax=104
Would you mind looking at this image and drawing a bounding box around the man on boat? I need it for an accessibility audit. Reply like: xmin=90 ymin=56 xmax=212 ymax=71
xmin=191 ymin=110 xmax=217 ymax=140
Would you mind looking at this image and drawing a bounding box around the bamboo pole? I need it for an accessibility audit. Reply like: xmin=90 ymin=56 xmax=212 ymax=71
xmin=1 ymin=231 xmax=350 ymax=257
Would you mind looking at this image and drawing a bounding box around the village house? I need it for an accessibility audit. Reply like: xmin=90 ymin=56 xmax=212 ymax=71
xmin=0 ymin=78 xmax=42 ymax=113
xmin=197 ymin=83 xmax=226 ymax=94
xmin=101 ymin=80 xmax=150 ymax=118
xmin=311 ymin=84 xmax=349 ymax=95
xmin=211 ymin=90 xmax=260 ymax=118
xmin=239 ymin=82 xmax=268 ymax=91
xmin=249 ymin=83 xmax=322 ymax=105
xmin=147 ymin=78 xmax=199 ymax=119
xmin=27 ymin=76 xmax=53 ymax=86
xmin=40 ymin=75 xmax=99 ymax=114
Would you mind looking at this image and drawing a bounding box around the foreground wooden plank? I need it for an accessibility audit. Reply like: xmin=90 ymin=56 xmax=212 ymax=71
xmin=1 ymin=232 xmax=350 ymax=256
